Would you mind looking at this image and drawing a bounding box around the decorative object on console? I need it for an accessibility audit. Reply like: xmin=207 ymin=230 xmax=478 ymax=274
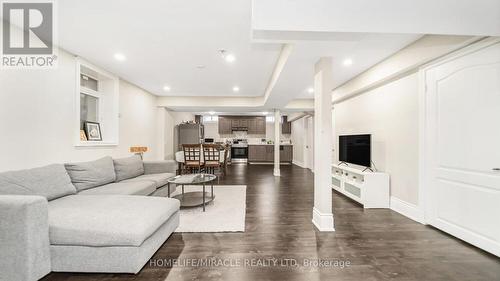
xmin=79 ymin=130 xmax=87 ymax=141
xmin=130 ymin=146 xmax=148 ymax=159
xmin=84 ymin=121 xmax=102 ymax=141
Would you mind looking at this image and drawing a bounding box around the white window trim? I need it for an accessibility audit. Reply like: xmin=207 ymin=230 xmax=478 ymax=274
xmin=75 ymin=58 xmax=119 ymax=147
xmin=202 ymin=115 xmax=218 ymax=123
xmin=80 ymin=88 xmax=102 ymax=124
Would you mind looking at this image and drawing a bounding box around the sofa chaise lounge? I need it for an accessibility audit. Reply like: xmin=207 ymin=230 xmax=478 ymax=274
xmin=0 ymin=155 xmax=179 ymax=281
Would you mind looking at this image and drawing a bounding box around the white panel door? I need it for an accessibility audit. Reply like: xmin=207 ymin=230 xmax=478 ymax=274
xmin=424 ymin=40 xmax=500 ymax=256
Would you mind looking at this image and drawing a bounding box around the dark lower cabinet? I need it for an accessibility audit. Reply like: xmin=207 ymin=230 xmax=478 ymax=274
xmin=248 ymin=145 xmax=293 ymax=162
xmin=265 ymin=146 xmax=274 ymax=162
xmin=248 ymin=145 xmax=267 ymax=161
xmin=280 ymin=145 xmax=293 ymax=162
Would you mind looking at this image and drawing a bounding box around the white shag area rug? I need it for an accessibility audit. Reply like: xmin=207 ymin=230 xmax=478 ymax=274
xmin=172 ymin=185 xmax=246 ymax=233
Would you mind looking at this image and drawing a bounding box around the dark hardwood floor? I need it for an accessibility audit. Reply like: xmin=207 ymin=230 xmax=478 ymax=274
xmin=43 ymin=164 xmax=500 ymax=281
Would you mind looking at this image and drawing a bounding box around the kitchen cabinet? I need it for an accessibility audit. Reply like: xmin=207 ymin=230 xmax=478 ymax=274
xmin=218 ymin=117 xmax=232 ymax=134
xmin=231 ymin=118 xmax=240 ymax=128
xmin=247 ymin=119 xmax=257 ymax=134
xmin=248 ymin=145 xmax=293 ymax=163
xmin=218 ymin=116 xmax=266 ymax=135
xmin=280 ymin=145 xmax=293 ymax=162
xmin=256 ymin=117 xmax=266 ymax=134
xmin=248 ymin=145 xmax=267 ymax=161
xmin=281 ymin=116 xmax=291 ymax=134
xmin=248 ymin=117 xmax=265 ymax=135
xmin=265 ymin=146 xmax=274 ymax=162
xmin=239 ymin=119 xmax=248 ymax=128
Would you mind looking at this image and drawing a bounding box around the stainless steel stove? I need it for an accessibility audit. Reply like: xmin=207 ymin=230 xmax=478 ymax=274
xmin=231 ymin=139 xmax=248 ymax=162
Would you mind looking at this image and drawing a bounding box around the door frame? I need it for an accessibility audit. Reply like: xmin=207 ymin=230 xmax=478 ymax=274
xmin=418 ymin=37 xmax=500 ymax=226
xmin=305 ymin=115 xmax=314 ymax=172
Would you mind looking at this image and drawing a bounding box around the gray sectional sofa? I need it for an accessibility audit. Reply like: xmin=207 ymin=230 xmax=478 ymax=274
xmin=0 ymin=155 xmax=179 ymax=281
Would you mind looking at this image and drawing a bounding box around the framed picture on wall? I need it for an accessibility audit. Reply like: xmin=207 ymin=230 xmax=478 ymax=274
xmin=84 ymin=121 xmax=102 ymax=141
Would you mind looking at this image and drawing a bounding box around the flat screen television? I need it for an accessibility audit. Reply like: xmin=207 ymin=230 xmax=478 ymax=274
xmin=339 ymin=134 xmax=371 ymax=167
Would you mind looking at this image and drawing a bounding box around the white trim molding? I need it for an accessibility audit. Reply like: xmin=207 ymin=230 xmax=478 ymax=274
xmin=418 ymin=36 xmax=500 ymax=227
xmin=292 ymin=160 xmax=306 ymax=168
xmin=390 ymin=197 xmax=425 ymax=224
xmin=312 ymin=207 xmax=335 ymax=232
xmin=417 ymin=37 xmax=500 ymax=257
xmin=332 ymin=35 xmax=482 ymax=104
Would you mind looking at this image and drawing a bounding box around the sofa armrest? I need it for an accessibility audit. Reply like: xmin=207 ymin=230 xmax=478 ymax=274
xmin=0 ymin=195 xmax=51 ymax=281
xmin=143 ymin=160 xmax=177 ymax=175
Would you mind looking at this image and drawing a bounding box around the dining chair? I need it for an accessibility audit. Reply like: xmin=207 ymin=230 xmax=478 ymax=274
xmin=174 ymin=151 xmax=184 ymax=175
xmin=202 ymin=144 xmax=221 ymax=175
xmin=182 ymin=144 xmax=203 ymax=174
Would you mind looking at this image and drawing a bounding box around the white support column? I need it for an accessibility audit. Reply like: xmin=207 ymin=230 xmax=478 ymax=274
xmin=312 ymin=57 xmax=335 ymax=231
xmin=274 ymin=109 xmax=281 ymax=177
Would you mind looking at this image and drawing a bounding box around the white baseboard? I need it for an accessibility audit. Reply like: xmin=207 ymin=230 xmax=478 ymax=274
xmin=390 ymin=196 xmax=425 ymax=224
xmin=273 ymin=169 xmax=281 ymax=177
xmin=292 ymin=159 xmax=306 ymax=168
xmin=312 ymin=207 xmax=335 ymax=231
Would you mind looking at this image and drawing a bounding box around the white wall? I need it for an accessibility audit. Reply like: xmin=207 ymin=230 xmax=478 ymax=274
xmin=265 ymin=121 xmax=291 ymax=142
xmin=163 ymin=111 xmax=195 ymax=160
xmin=334 ymin=72 xmax=419 ymax=205
xmin=0 ymin=48 xmax=163 ymax=172
xmin=291 ymin=116 xmax=315 ymax=170
xmin=117 ymin=80 xmax=162 ymax=160
xmin=291 ymin=118 xmax=306 ymax=167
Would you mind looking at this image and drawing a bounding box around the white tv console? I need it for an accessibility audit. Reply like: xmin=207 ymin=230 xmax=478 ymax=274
xmin=331 ymin=164 xmax=390 ymax=208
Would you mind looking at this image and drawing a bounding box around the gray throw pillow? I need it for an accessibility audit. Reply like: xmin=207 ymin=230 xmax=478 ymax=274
xmin=0 ymin=164 xmax=77 ymax=201
xmin=113 ymin=155 xmax=145 ymax=182
xmin=65 ymin=157 xmax=116 ymax=191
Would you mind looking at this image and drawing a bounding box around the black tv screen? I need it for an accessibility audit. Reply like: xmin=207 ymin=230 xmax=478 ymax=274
xmin=339 ymin=134 xmax=371 ymax=167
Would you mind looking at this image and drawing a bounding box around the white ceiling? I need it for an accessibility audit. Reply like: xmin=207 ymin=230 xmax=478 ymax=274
xmin=266 ymin=33 xmax=421 ymax=107
xmin=57 ymin=0 xmax=421 ymax=111
xmin=253 ymin=0 xmax=500 ymax=37
xmin=58 ymin=0 xmax=282 ymax=97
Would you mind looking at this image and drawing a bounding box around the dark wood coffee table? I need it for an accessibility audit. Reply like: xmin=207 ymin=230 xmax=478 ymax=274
xmin=166 ymin=174 xmax=216 ymax=211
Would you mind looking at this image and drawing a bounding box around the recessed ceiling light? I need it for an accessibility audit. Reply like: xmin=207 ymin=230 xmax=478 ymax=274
xmin=232 ymin=86 xmax=240 ymax=92
xmin=209 ymin=111 xmax=215 ymax=115
xmin=343 ymin=58 xmax=353 ymax=66
xmin=307 ymin=87 xmax=314 ymax=94
xmin=225 ymin=54 xmax=236 ymax=63
xmin=219 ymin=50 xmax=236 ymax=63
xmin=262 ymin=111 xmax=268 ymax=115
xmin=114 ymin=53 xmax=126 ymax=61
xmin=163 ymin=85 xmax=171 ymax=92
